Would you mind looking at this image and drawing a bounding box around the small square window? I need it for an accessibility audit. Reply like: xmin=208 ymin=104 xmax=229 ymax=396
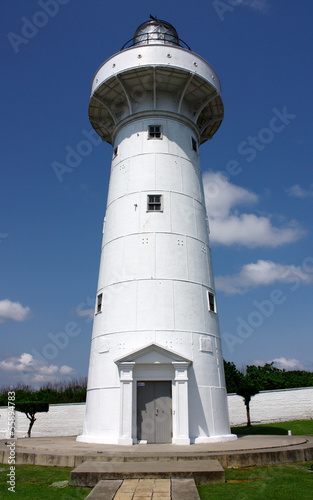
xmin=147 ymin=194 xmax=162 ymax=211
xmin=208 ymin=292 xmax=215 ymax=312
xmin=97 ymin=293 xmax=103 ymax=313
xmin=148 ymin=125 xmax=162 ymax=139
xmin=192 ymin=137 xmax=198 ymax=152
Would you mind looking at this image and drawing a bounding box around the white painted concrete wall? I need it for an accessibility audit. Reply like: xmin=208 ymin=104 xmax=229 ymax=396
xmin=0 ymin=403 xmax=85 ymax=439
xmin=227 ymin=387 xmax=313 ymax=427
xmin=1 ymin=387 xmax=312 ymax=438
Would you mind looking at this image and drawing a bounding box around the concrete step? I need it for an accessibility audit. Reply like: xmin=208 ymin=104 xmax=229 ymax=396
xmin=85 ymin=479 xmax=122 ymax=499
xmin=70 ymin=459 xmax=224 ymax=487
xmin=85 ymin=478 xmax=201 ymax=499
xmin=171 ymin=478 xmax=201 ymax=500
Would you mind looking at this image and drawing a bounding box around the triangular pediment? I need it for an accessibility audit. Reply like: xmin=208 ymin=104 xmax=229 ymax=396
xmin=115 ymin=343 xmax=192 ymax=365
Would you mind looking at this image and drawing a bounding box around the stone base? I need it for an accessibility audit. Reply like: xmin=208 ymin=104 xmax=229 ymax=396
xmin=76 ymin=434 xmax=120 ymax=445
xmin=172 ymin=437 xmax=191 ymax=445
xmin=193 ymin=433 xmax=237 ymax=444
xmin=77 ymin=433 xmax=236 ymax=445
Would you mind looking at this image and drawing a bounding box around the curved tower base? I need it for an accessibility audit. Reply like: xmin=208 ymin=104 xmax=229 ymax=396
xmin=77 ymin=342 xmax=236 ymax=445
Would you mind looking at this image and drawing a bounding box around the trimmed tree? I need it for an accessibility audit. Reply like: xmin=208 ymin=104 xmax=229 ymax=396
xmin=236 ymin=380 xmax=259 ymax=426
xmin=224 ymin=360 xmax=244 ymax=393
xmin=15 ymin=402 xmax=49 ymax=437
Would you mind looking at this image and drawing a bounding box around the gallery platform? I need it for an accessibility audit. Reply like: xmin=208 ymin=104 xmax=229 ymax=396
xmin=1 ymin=434 xmax=313 ymax=469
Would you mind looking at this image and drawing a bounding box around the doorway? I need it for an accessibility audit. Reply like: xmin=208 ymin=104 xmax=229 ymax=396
xmin=137 ymin=381 xmax=172 ymax=443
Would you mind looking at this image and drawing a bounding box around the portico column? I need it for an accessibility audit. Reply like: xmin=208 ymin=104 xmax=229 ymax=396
xmin=117 ymin=362 xmax=135 ymax=445
xmin=172 ymin=362 xmax=191 ymax=445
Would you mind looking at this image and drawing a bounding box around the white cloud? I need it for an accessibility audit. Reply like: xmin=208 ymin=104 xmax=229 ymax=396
xmin=203 ymin=171 xmax=257 ymax=218
xmin=272 ymin=357 xmax=306 ymax=370
xmin=210 ymin=215 xmax=303 ymax=248
xmin=60 ymin=365 xmax=75 ymax=375
xmin=251 ymin=359 xmax=266 ymax=367
xmin=203 ymin=172 xmax=305 ymax=247
xmin=215 ymin=259 xmax=313 ymax=294
xmin=286 ymin=184 xmax=313 ymax=199
xmin=76 ymin=308 xmax=94 ymax=319
xmin=0 ymin=299 xmax=31 ymax=323
xmin=0 ymin=353 xmax=75 ymax=387
xmin=252 ymin=358 xmax=306 ymax=370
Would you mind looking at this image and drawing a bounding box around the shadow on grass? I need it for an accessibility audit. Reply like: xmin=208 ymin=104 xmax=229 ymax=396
xmin=232 ymin=419 xmax=313 ymax=436
xmin=232 ymin=425 xmax=288 ymax=435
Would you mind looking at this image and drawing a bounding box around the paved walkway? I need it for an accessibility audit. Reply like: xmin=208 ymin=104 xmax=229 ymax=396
xmin=85 ymin=478 xmax=201 ymax=499
xmin=114 ymin=479 xmax=170 ymax=500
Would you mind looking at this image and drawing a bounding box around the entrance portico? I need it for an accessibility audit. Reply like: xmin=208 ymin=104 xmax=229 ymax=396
xmin=115 ymin=343 xmax=192 ymax=445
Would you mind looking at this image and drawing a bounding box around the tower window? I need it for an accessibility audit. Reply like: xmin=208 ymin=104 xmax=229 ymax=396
xmin=96 ymin=293 xmax=103 ymax=314
xmin=208 ymin=292 xmax=216 ymax=313
xmin=148 ymin=125 xmax=162 ymax=139
xmin=147 ymin=194 xmax=162 ymax=211
xmin=113 ymin=146 xmax=118 ymax=157
xmin=192 ymin=137 xmax=198 ymax=152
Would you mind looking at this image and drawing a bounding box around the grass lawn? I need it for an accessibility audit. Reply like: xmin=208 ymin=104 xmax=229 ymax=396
xmin=1 ymin=462 xmax=312 ymax=500
xmin=198 ymin=461 xmax=313 ymax=500
xmin=0 ymin=464 xmax=89 ymax=499
xmin=231 ymin=419 xmax=313 ymax=436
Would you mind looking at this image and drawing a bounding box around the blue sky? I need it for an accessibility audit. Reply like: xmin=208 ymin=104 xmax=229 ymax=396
xmin=1 ymin=0 xmax=312 ymax=388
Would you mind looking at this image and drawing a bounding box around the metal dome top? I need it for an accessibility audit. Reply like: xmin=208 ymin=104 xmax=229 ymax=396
xmin=90 ymin=17 xmax=223 ymax=145
xmin=121 ymin=18 xmax=191 ymax=50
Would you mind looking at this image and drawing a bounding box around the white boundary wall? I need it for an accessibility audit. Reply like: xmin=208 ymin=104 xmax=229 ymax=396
xmin=0 ymin=402 xmax=86 ymax=439
xmin=227 ymin=387 xmax=313 ymax=426
xmin=0 ymin=388 xmax=312 ymax=438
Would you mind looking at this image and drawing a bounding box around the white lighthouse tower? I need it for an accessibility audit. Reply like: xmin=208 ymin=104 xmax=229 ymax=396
xmin=78 ymin=19 xmax=236 ymax=445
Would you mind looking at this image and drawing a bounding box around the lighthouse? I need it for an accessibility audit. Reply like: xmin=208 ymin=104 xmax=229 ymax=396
xmin=77 ymin=19 xmax=236 ymax=445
